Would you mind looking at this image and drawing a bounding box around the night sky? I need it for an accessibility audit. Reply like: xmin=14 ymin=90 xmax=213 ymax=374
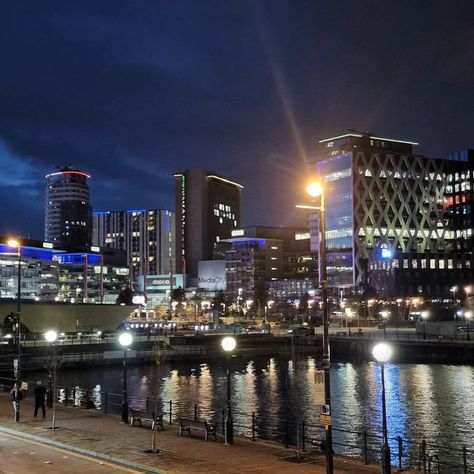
xmin=1 ymin=1 xmax=473 ymax=240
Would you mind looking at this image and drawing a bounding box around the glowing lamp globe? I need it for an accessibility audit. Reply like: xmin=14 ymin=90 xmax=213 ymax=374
xmin=221 ymin=336 xmax=237 ymax=353
xmin=44 ymin=330 xmax=58 ymax=343
xmin=372 ymin=343 xmax=392 ymax=363
xmin=7 ymin=239 xmax=20 ymax=248
xmin=119 ymin=332 xmax=133 ymax=348
xmin=306 ymin=182 xmax=323 ymax=198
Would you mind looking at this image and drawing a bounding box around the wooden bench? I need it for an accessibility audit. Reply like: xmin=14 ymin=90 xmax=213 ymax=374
xmin=130 ymin=408 xmax=164 ymax=431
xmin=178 ymin=416 xmax=217 ymax=441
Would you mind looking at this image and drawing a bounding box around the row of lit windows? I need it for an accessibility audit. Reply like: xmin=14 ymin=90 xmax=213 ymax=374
xmin=371 ymin=258 xmax=471 ymax=271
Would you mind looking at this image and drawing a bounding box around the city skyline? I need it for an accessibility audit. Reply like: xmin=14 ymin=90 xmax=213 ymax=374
xmin=1 ymin=1 xmax=473 ymax=241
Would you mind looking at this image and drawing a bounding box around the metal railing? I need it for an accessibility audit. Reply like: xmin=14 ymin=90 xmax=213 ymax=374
xmin=0 ymin=375 xmax=472 ymax=472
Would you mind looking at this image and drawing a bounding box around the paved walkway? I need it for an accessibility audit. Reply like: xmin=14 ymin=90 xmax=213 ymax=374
xmin=0 ymin=394 xmax=404 ymax=473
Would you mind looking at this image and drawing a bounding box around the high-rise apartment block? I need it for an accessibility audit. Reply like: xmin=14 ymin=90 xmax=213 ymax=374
xmin=310 ymin=131 xmax=474 ymax=296
xmin=174 ymin=170 xmax=243 ymax=280
xmin=44 ymin=166 xmax=92 ymax=249
xmin=92 ymin=209 xmax=175 ymax=286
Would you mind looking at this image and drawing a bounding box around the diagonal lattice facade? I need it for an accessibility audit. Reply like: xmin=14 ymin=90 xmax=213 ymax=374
xmin=313 ymin=132 xmax=454 ymax=289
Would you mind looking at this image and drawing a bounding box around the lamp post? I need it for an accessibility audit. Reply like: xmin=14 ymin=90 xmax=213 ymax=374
xmin=372 ymin=343 xmax=393 ymax=474
xmin=7 ymin=239 xmax=21 ymax=423
xmin=221 ymin=336 xmax=236 ymax=445
xmin=380 ymin=311 xmax=390 ymax=339
xmin=451 ymin=285 xmax=458 ymax=306
xmin=465 ymin=311 xmax=472 ymax=342
xmin=119 ymin=332 xmax=133 ymax=423
xmin=44 ymin=330 xmax=58 ymax=430
xmin=303 ymin=181 xmax=333 ymax=474
xmin=420 ymin=311 xmax=429 ymax=340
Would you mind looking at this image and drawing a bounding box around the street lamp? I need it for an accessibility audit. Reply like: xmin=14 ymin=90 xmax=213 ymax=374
xmin=420 ymin=311 xmax=429 ymax=340
xmin=465 ymin=311 xmax=472 ymax=342
xmin=373 ymin=343 xmax=393 ymax=474
xmin=7 ymin=238 xmax=21 ymax=423
xmin=44 ymin=330 xmax=58 ymax=430
xmin=451 ymin=286 xmax=458 ymax=305
xmin=221 ymin=336 xmax=236 ymax=445
xmin=119 ymin=332 xmax=133 ymax=423
xmin=380 ymin=311 xmax=390 ymax=339
xmin=299 ymin=180 xmax=333 ymax=473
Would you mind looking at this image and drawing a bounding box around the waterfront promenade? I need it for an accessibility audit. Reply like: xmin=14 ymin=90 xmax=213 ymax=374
xmin=0 ymin=393 xmax=397 ymax=474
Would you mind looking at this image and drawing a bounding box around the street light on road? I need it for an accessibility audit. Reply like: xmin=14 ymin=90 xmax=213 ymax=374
xmin=465 ymin=311 xmax=472 ymax=342
xmin=373 ymin=343 xmax=393 ymax=474
xmin=380 ymin=311 xmax=390 ymax=339
xmin=119 ymin=332 xmax=133 ymax=423
xmin=421 ymin=311 xmax=429 ymax=340
xmin=451 ymin=286 xmax=458 ymax=305
xmin=44 ymin=330 xmax=59 ymax=430
xmin=296 ymin=180 xmax=333 ymax=474
xmin=7 ymin=238 xmax=22 ymax=423
xmin=221 ymin=336 xmax=236 ymax=445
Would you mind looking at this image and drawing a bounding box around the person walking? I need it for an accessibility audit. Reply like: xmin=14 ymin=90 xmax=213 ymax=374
xmin=34 ymin=381 xmax=47 ymax=418
xmin=10 ymin=383 xmax=23 ymax=420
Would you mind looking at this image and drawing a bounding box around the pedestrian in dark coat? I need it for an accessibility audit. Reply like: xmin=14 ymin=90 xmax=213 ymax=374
xmin=34 ymin=381 xmax=47 ymax=418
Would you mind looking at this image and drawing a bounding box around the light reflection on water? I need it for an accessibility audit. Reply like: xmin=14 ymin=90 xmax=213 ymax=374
xmin=54 ymin=357 xmax=474 ymax=469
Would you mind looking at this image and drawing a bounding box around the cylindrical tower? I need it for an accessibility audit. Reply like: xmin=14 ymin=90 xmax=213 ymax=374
xmin=44 ymin=166 xmax=92 ymax=249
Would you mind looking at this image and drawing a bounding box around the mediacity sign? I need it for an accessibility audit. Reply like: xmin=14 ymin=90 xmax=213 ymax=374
xmin=198 ymin=260 xmax=227 ymax=291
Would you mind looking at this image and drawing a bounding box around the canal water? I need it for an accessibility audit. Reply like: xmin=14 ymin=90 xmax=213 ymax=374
xmin=52 ymin=356 xmax=473 ymax=472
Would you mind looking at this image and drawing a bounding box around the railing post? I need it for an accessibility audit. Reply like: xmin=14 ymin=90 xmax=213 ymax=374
xmin=222 ymin=408 xmax=225 ymax=435
xmin=194 ymin=403 xmax=198 ymax=420
xmin=72 ymin=387 xmax=76 ymax=406
xmin=397 ymin=435 xmax=403 ymax=471
xmin=421 ymin=440 xmax=427 ymax=473
xmin=364 ymin=430 xmax=369 ymax=464
xmin=302 ymin=420 xmax=306 ymax=452
xmin=169 ymin=400 xmax=173 ymax=425
xmin=146 ymin=397 xmax=149 ymax=412
xmin=284 ymin=419 xmax=289 ymax=448
xmin=104 ymin=392 xmax=108 ymax=414
xmin=64 ymin=387 xmax=68 ymax=406
xmin=251 ymin=412 xmax=256 ymax=442
xmin=463 ymin=446 xmax=467 ymax=474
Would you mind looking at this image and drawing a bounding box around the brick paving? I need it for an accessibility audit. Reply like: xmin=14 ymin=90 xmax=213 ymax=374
xmin=0 ymin=393 xmax=409 ymax=473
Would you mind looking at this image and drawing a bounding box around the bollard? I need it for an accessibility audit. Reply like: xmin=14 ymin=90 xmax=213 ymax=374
xmin=463 ymin=446 xmax=467 ymax=474
xmin=252 ymin=412 xmax=256 ymax=442
xmin=64 ymin=387 xmax=68 ymax=406
xmin=72 ymin=387 xmax=76 ymax=406
xmin=363 ymin=430 xmax=369 ymax=464
xmin=146 ymin=397 xmax=149 ymax=412
xmin=194 ymin=403 xmax=198 ymax=420
xmin=104 ymin=392 xmax=108 ymax=413
xmin=397 ymin=436 xmax=403 ymax=471
xmin=222 ymin=408 xmax=225 ymax=435
xmin=169 ymin=400 xmax=173 ymax=425
xmin=284 ymin=419 xmax=289 ymax=448
xmin=302 ymin=421 xmax=306 ymax=452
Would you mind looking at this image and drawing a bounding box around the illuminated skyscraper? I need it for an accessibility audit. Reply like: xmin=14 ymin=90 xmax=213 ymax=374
xmin=44 ymin=166 xmax=92 ymax=248
xmin=92 ymin=209 xmax=175 ymax=286
xmin=174 ymin=170 xmax=243 ymax=280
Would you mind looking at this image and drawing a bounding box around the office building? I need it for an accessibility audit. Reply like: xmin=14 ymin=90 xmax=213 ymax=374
xmin=174 ymin=170 xmax=243 ymax=280
xmin=44 ymin=166 xmax=92 ymax=248
xmin=310 ymin=131 xmax=474 ymax=296
xmin=222 ymin=226 xmax=315 ymax=300
xmin=0 ymin=237 xmax=128 ymax=304
xmin=92 ymin=209 xmax=175 ymax=288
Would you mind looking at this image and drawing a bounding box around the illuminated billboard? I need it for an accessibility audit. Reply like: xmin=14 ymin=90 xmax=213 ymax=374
xmin=198 ymin=260 xmax=226 ymax=291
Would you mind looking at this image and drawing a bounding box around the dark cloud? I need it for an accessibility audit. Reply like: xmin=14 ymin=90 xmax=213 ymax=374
xmin=0 ymin=0 xmax=473 ymax=238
